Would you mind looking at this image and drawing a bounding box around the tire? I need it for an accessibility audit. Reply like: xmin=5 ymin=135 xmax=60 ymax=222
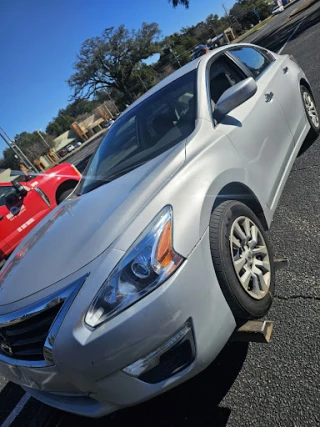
xmin=301 ymin=85 xmax=320 ymax=139
xmin=57 ymin=189 xmax=74 ymax=204
xmin=209 ymin=200 xmax=275 ymax=321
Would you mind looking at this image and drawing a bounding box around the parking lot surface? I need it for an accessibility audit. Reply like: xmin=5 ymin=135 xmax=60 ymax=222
xmin=1 ymin=3 xmax=320 ymax=425
xmin=62 ymin=135 xmax=104 ymax=173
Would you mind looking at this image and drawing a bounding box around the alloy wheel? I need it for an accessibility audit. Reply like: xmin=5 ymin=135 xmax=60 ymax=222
xmin=230 ymin=216 xmax=271 ymax=300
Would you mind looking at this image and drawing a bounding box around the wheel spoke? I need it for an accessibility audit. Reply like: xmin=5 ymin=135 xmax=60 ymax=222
xmin=254 ymin=259 xmax=270 ymax=273
xmin=240 ymin=269 xmax=251 ymax=290
xmin=234 ymin=257 xmax=246 ymax=273
xmin=252 ymin=246 xmax=268 ymax=257
xmin=234 ymin=222 xmax=246 ymax=242
xmin=244 ymin=218 xmax=251 ymax=239
xmin=251 ymin=274 xmax=263 ymax=298
xmin=248 ymin=225 xmax=258 ymax=248
xmin=253 ymin=267 xmax=269 ymax=293
xmin=232 ymin=235 xmax=241 ymax=249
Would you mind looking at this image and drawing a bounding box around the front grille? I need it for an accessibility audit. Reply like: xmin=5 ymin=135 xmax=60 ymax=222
xmin=0 ymin=302 xmax=63 ymax=361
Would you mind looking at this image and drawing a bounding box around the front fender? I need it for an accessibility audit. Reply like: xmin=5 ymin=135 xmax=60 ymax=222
xmin=113 ymin=120 xmax=268 ymax=259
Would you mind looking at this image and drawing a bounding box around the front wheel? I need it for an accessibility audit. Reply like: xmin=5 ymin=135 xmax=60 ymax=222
xmin=209 ymin=201 xmax=275 ymax=321
xmin=57 ymin=189 xmax=74 ymax=204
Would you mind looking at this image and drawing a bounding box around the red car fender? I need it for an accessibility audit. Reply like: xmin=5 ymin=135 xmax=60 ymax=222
xmin=26 ymin=163 xmax=81 ymax=206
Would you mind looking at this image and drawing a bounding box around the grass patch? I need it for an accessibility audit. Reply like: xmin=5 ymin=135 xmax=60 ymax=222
xmin=288 ymin=0 xmax=319 ymax=19
xmin=232 ymin=16 xmax=274 ymax=43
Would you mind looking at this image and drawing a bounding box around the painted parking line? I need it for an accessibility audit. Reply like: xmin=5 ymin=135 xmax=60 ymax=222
xmin=1 ymin=392 xmax=30 ymax=427
xmin=278 ymin=16 xmax=307 ymax=53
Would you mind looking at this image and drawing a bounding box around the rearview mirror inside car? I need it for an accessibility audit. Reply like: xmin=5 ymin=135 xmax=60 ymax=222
xmin=213 ymin=77 xmax=258 ymax=122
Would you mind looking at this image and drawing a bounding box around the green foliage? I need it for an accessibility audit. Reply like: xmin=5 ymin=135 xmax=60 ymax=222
xmin=1 ymin=148 xmax=18 ymax=170
xmin=63 ymin=99 xmax=100 ymax=118
xmin=169 ymin=0 xmax=190 ymax=7
xmin=230 ymin=0 xmax=272 ymax=29
xmin=1 ymin=131 xmax=52 ymax=169
xmin=46 ymin=99 xmax=101 ymax=136
xmin=46 ymin=115 xmax=75 ymax=137
xmin=68 ymin=23 xmax=161 ymax=104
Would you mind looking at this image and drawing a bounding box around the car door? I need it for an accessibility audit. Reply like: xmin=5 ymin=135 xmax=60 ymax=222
xmin=208 ymin=51 xmax=294 ymax=208
xmin=229 ymin=46 xmax=306 ymax=145
xmin=0 ymin=184 xmax=50 ymax=255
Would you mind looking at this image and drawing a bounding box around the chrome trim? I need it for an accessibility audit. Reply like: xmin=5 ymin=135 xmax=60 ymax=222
xmin=43 ymin=274 xmax=88 ymax=365
xmin=34 ymin=186 xmax=51 ymax=207
xmin=0 ymin=351 xmax=47 ymax=368
xmin=0 ymin=274 xmax=88 ymax=368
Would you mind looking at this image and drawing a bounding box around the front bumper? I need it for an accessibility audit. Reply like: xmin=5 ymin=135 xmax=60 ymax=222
xmin=0 ymin=229 xmax=236 ymax=418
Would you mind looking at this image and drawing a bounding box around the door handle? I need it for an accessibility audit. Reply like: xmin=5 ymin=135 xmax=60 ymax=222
xmin=0 ymin=215 xmax=4 ymax=221
xmin=283 ymin=66 xmax=289 ymax=74
xmin=265 ymin=92 xmax=274 ymax=103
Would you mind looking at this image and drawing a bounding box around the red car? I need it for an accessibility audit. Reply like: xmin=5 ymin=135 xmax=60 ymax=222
xmin=0 ymin=163 xmax=81 ymax=262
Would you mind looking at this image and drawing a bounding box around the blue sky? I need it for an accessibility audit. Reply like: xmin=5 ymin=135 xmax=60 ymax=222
xmin=0 ymin=0 xmax=231 ymax=153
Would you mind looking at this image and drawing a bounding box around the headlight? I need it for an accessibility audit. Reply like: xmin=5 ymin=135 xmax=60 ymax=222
xmin=85 ymin=206 xmax=184 ymax=328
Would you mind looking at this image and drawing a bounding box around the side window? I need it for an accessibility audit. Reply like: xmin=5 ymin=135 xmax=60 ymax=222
xmin=0 ymin=186 xmax=18 ymax=206
xmin=209 ymin=55 xmax=246 ymax=107
xmin=229 ymin=47 xmax=271 ymax=79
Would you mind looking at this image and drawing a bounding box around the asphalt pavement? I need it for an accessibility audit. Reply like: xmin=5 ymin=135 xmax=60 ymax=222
xmin=1 ymin=4 xmax=320 ymax=425
xmin=61 ymin=134 xmax=104 ymax=173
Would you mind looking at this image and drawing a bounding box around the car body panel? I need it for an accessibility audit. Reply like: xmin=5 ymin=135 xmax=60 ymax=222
xmin=0 ymin=185 xmax=50 ymax=253
xmin=267 ymin=54 xmax=307 ymax=144
xmin=0 ymin=163 xmax=81 ymax=260
xmin=0 ymin=145 xmax=185 ymax=303
xmin=213 ymin=59 xmax=294 ymax=208
xmin=0 ymin=229 xmax=236 ymax=417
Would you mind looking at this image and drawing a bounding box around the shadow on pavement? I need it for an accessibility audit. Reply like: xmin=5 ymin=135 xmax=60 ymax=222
xmin=253 ymin=5 xmax=320 ymax=52
xmin=298 ymin=131 xmax=320 ymax=156
xmin=57 ymin=342 xmax=249 ymax=427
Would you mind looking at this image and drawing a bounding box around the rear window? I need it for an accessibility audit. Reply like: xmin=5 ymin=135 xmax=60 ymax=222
xmin=81 ymin=70 xmax=197 ymax=194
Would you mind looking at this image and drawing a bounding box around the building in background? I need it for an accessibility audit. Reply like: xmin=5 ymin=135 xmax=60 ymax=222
xmin=53 ymin=102 xmax=114 ymax=157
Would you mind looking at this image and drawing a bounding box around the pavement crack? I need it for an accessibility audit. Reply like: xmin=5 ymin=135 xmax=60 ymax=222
xmin=275 ymin=294 xmax=320 ymax=301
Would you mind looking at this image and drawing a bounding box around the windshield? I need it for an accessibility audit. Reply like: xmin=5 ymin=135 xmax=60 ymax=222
xmin=80 ymin=70 xmax=197 ymax=194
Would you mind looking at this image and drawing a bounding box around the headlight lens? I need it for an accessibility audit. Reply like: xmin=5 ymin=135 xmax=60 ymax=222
xmin=85 ymin=206 xmax=183 ymax=328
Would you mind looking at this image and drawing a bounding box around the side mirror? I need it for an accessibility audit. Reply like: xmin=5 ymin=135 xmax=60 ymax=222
xmin=11 ymin=180 xmax=27 ymax=196
xmin=213 ymin=77 xmax=258 ymax=122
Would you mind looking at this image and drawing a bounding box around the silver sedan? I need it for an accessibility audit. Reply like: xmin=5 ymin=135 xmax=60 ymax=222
xmin=0 ymin=43 xmax=318 ymax=418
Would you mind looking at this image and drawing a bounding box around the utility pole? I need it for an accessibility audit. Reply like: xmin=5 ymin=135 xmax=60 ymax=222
xmin=106 ymin=92 xmax=120 ymax=115
xmin=223 ymin=4 xmax=233 ymax=27
xmin=103 ymin=102 xmax=113 ymax=118
xmin=128 ymin=58 xmax=148 ymax=91
xmin=0 ymin=126 xmax=36 ymax=172
xmin=169 ymin=46 xmax=182 ymax=68
xmin=37 ymin=130 xmax=51 ymax=149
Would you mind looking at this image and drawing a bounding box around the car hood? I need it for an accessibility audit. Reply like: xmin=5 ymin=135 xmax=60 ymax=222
xmin=0 ymin=145 xmax=185 ymax=305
